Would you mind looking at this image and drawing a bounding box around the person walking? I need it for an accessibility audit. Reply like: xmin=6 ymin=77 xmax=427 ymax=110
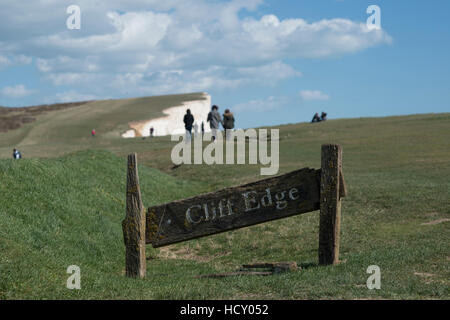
xmin=183 ymin=109 xmax=194 ymax=141
xmin=222 ymin=109 xmax=235 ymax=141
xmin=201 ymin=121 xmax=205 ymax=136
xmin=207 ymin=105 xmax=222 ymax=141
xmin=91 ymin=128 xmax=96 ymax=136
xmin=150 ymin=127 xmax=154 ymax=138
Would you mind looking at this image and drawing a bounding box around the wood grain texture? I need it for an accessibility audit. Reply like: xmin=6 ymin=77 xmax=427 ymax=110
xmin=318 ymin=144 xmax=342 ymax=265
xmin=122 ymin=153 xmax=146 ymax=278
xmin=146 ymin=168 xmax=321 ymax=247
xmin=339 ymin=168 xmax=347 ymax=199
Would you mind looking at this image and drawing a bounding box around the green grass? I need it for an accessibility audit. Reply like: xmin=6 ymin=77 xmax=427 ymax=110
xmin=0 ymin=97 xmax=448 ymax=299
xmin=0 ymin=92 xmax=206 ymax=158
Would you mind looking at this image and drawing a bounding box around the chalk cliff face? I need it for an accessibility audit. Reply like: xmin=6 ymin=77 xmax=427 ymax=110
xmin=122 ymin=92 xmax=212 ymax=138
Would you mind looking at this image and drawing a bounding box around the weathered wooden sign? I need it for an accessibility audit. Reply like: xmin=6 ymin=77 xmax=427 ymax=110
xmin=122 ymin=144 xmax=346 ymax=278
xmin=146 ymin=167 xmax=321 ymax=248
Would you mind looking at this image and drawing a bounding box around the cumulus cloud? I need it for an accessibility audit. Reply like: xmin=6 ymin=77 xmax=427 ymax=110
xmin=0 ymin=54 xmax=31 ymax=70
xmin=0 ymin=84 xmax=36 ymax=98
xmin=105 ymin=61 xmax=299 ymax=96
xmin=51 ymin=90 xmax=99 ymax=103
xmin=300 ymin=90 xmax=330 ymax=101
xmin=0 ymin=0 xmax=392 ymax=98
xmin=0 ymin=55 xmax=10 ymax=69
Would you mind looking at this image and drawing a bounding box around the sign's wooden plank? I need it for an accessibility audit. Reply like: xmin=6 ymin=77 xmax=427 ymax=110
xmin=146 ymin=168 xmax=321 ymax=248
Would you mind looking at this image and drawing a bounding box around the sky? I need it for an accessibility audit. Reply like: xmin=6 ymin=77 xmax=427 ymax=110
xmin=0 ymin=0 xmax=449 ymax=128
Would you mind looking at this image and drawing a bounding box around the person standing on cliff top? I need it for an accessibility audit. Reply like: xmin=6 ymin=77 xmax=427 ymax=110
xmin=207 ymin=105 xmax=222 ymax=141
xmin=183 ymin=109 xmax=194 ymax=141
xmin=222 ymin=109 xmax=235 ymax=141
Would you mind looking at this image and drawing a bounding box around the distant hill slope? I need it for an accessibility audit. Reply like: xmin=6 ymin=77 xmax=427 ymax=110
xmin=0 ymin=101 xmax=91 ymax=133
xmin=0 ymin=92 xmax=206 ymax=158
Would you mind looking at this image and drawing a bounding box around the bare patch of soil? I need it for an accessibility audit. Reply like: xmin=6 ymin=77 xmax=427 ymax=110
xmin=421 ymin=218 xmax=450 ymax=226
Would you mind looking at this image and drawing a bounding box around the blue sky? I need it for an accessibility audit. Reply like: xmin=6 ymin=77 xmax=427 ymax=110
xmin=0 ymin=0 xmax=449 ymax=128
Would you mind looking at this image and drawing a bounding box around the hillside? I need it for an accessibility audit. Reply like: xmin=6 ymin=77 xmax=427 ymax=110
xmin=0 ymin=150 xmax=206 ymax=299
xmin=0 ymin=112 xmax=449 ymax=299
xmin=0 ymin=92 xmax=207 ymax=159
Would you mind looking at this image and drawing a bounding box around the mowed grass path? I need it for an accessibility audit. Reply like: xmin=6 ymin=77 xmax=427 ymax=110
xmin=0 ymin=112 xmax=449 ymax=299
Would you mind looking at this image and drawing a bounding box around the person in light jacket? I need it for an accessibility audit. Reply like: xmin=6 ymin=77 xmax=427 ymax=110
xmin=207 ymin=105 xmax=222 ymax=141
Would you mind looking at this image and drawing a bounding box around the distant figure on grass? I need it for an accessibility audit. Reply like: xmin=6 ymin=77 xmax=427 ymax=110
xmin=150 ymin=127 xmax=154 ymax=138
xmin=207 ymin=105 xmax=222 ymax=141
xmin=13 ymin=148 xmax=22 ymax=159
xmin=320 ymin=112 xmax=327 ymax=121
xmin=311 ymin=113 xmax=321 ymax=123
xmin=91 ymin=128 xmax=96 ymax=136
xmin=222 ymin=109 xmax=235 ymax=141
xmin=183 ymin=109 xmax=194 ymax=141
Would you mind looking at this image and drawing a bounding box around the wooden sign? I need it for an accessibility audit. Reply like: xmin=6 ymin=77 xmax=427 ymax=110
xmin=146 ymin=168 xmax=320 ymax=248
xmin=122 ymin=144 xmax=346 ymax=278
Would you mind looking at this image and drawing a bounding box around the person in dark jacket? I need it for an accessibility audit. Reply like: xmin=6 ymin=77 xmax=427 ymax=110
xmin=222 ymin=109 xmax=235 ymax=141
xmin=320 ymin=112 xmax=327 ymax=121
xmin=13 ymin=148 xmax=22 ymax=159
xmin=183 ymin=109 xmax=194 ymax=141
xmin=311 ymin=113 xmax=321 ymax=123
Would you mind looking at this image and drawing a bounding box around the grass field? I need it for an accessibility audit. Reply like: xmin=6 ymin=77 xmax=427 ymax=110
xmin=0 ymin=92 xmax=206 ymax=159
xmin=0 ymin=95 xmax=448 ymax=299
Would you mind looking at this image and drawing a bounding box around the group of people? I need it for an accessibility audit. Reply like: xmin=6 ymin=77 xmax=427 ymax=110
xmin=183 ymin=105 xmax=235 ymax=141
xmin=311 ymin=112 xmax=327 ymax=123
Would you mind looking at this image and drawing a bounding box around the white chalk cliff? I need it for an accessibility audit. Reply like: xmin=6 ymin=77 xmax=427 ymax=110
xmin=122 ymin=92 xmax=212 ymax=138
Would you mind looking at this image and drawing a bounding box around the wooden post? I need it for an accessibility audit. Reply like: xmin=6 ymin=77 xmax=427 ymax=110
xmin=122 ymin=153 xmax=146 ymax=278
xmin=319 ymin=144 xmax=342 ymax=265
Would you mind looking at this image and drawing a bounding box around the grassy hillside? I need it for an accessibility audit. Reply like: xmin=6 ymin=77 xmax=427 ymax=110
xmin=0 ymin=93 xmax=206 ymax=159
xmin=0 ymin=150 xmax=206 ymax=299
xmin=0 ymin=112 xmax=448 ymax=299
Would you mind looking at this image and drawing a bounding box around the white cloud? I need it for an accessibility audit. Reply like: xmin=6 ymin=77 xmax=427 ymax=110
xmin=0 ymin=54 xmax=31 ymax=70
xmin=45 ymin=72 xmax=108 ymax=86
xmin=1 ymin=84 xmax=36 ymax=98
xmin=237 ymin=61 xmax=301 ymax=85
xmin=52 ymin=90 xmax=99 ymax=103
xmin=107 ymin=61 xmax=299 ymax=96
xmin=0 ymin=55 xmax=11 ymax=69
xmin=233 ymin=96 xmax=287 ymax=112
xmin=0 ymin=0 xmax=392 ymax=99
xmin=300 ymin=90 xmax=330 ymax=101
xmin=14 ymin=55 xmax=32 ymax=65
